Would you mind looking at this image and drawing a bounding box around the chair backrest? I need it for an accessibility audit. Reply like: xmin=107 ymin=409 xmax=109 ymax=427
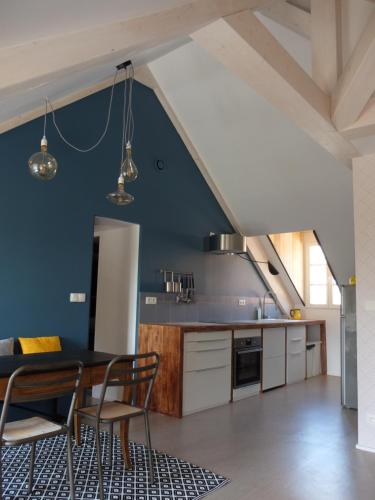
xmin=97 ymin=353 xmax=159 ymax=416
xmin=0 ymin=360 xmax=83 ymax=434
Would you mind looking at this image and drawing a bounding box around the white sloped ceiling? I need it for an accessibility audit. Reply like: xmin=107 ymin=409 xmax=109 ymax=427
xmin=149 ymin=39 xmax=355 ymax=284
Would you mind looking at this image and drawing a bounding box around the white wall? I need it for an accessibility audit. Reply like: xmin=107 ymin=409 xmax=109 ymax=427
xmin=353 ymin=154 xmax=375 ymax=452
xmin=304 ymin=307 xmax=341 ymax=377
xmin=149 ymin=41 xmax=355 ymax=285
xmin=94 ymin=219 xmax=140 ymax=355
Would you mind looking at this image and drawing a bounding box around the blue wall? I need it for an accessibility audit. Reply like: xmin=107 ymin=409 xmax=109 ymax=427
xmin=0 ymin=82 xmax=268 ymax=349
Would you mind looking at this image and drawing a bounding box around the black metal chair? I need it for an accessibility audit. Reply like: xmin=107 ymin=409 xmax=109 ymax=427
xmin=76 ymin=352 xmax=160 ymax=500
xmin=0 ymin=360 xmax=83 ymax=499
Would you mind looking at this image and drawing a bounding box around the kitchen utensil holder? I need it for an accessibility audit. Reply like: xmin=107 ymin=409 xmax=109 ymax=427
xmin=160 ymin=269 xmax=195 ymax=303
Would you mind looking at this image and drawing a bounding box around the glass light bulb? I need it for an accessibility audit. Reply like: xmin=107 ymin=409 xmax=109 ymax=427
xmin=106 ymin=174 xmax=134 ymax=206
xmin=122 ymin=142 xmax=138 ymax=182
xmin=28 ymin=136 xmax=58 ymax=181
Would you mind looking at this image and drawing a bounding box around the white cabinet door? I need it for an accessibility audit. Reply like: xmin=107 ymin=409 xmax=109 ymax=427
xmin=184 ymin=346 xmax=231 ymax=372
xmin=183 ymin=365 xmax=231 ymax=416
xmin=287 ymin=352 xmax=306 ymax=384
xmin=262 ymin=328 xmax=286 ymax=390
xmin=286 ymin=326 xmax=306 ymax=354
xmin=286 ymin=327 xmax=306 ymax=384
xmin=183 ymin=331 xmax=231 ymax=415
xmin=262 ymin=356 xmax=285 ymax=391
xmin=263 ymin=327 xmax=285 ymax=358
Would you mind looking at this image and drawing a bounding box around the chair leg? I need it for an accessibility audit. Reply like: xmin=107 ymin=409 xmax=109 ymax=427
xmin=95 ymin=425 xmax=104 ymax=500
xmin=0 ymin=445 xmax=3 ymax=500
xmin=66 ymin=432 xmax=75 ymax=500
xmin=28 ymin=441 xmax=36 ymax=494
xmin=144 ymin=412 xmax=154 ymax=484
xmin=108 ymin=422 xmax=113 ymax=468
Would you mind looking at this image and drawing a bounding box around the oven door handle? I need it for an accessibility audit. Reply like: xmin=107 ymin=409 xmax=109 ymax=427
xmin=236 ymin=348 xmax=263 ymax=354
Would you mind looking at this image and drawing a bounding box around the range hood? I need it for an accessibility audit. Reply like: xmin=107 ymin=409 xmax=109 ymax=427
xmin=205 ymin=233 xmax=279 ymax=275
xmin=205 ymin=233 xmax=246 ymax=254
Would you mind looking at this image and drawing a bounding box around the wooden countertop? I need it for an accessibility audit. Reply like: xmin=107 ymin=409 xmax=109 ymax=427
xmin=141 ymin=320 xmax=325 ymax=332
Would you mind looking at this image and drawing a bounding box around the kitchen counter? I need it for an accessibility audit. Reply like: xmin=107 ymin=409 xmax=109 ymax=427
xmin=138 ymin=319 xmax=327 ymax=418
xmin=144 ymin=319 xmax=325 ymax=332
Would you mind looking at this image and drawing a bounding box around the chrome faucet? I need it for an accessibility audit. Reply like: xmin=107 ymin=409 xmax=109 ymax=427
xmin=262 ymin=290 xmax=278 ymax=319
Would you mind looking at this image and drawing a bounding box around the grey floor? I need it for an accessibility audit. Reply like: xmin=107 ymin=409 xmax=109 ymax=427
xmin=128 ymin=376 xmax=375 ymax=500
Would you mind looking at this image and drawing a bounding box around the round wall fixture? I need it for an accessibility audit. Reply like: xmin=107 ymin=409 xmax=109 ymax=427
xmin=154 ymin=159 xmax=166 ymax=172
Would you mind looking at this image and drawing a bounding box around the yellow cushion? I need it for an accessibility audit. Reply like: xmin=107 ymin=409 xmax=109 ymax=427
xmin=19 ymin=336 xmax=62 ymax=354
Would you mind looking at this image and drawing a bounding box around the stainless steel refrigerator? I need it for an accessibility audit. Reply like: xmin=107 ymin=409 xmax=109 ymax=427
xmin=341 ymin=285 xmax=357 ymax=409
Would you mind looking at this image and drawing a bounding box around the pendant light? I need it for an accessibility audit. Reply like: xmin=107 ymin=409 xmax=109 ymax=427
xmin=106 ymin=173 xmax=134 ymax=206
xmin=107 ymin=60 xmax=137 ymax=205
xmin=122 ymin=141 xmax=138 ymax=182
xmin=28 ymin=99 xmax=58 ymax=180
xmin=28 ymin=61 xmax=139 ymax=205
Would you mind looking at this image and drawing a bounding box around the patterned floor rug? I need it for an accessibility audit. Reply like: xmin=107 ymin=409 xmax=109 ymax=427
xmin=1 ymin=425 xmax=229 ymax=499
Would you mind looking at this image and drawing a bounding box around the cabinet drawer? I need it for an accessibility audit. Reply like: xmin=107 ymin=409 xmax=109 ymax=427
xmin=184 ymin=347 xmax=231 ymax=372
xmin=287 ymin=326 xmax=306 ymax=354
xmin=262 ymin=355 xmax=285 ymax=391
xmin=185 ymin=338 xmax=231 ymax=352
xmin=287 ymin=352 xmax=306 ymax=384
xmin=183 ymin=365 xmax=231 ymax=415
xmin=263 ymin=327 xmax=285 ymax=358
xmin=184 ymin=330 xmax=230 ymax=342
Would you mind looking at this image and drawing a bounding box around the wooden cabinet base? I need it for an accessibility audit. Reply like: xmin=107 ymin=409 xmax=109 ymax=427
xmin=138 ymin=324 xmax=183 ymax=418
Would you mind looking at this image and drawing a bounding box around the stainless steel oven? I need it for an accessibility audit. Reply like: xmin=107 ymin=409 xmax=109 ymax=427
xmin=233 ymin=336 xmax=262 ymax=388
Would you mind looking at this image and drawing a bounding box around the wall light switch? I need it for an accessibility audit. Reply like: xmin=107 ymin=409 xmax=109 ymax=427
xmin=145 ymin=296 xmax=157 ymax=305
xmin=238 ymin=298 xmax=246 ymax=306
xmin=366 ymin=413 xmax=375 ymax=426
xmin=70 ymin=293 xmax=86 ymax=303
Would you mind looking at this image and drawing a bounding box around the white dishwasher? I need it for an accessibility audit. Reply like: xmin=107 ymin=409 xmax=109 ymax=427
xmin=182 ymin=331 xmax=231 ymax=416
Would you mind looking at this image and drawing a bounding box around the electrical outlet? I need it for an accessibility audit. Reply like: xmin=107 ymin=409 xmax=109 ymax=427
xmin=145 ymin=296 xmax=157 ymax=305
xmin=367 ymin=413 xmax=375 ymax=426
xmin=238 ymin=298 xmax=246 ymax=306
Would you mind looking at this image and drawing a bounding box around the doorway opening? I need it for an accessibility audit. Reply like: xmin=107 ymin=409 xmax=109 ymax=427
xmin=88 ymin=216 xmax=140 ymax=356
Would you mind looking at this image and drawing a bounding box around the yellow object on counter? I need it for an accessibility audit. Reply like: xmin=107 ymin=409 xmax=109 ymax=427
xmin=290 ymin=309 xmax=302 ymax=320
xmin=349 ymin=275 xmax=356 ymax=285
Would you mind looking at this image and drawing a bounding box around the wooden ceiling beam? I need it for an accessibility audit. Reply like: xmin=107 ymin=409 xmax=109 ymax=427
xmin=0 ymin=0 xmax=276 ymax=102
xmin=258 ymin=1 xmax=311 ymax=38
xmin=341 ymin=97 xmax=375 ymax=139
xmin=192 ymin=10 xmax=357 ymax=169
xmin=0 ymin=64 xmax=167 ymax=134
xmin=311 ymin=0 xmax=342 ymax=94
xmin=332 ymin=10 xmax=375 ymax=130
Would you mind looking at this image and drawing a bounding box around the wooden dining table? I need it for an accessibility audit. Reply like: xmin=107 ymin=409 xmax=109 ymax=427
xmin=0 ymin=349 xmax=133 ymax=467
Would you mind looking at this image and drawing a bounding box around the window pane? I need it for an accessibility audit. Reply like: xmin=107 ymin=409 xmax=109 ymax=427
xmin=310 ymin=265 xmax=327 ymax=285
xmin=310 ymin=285 xmax=327 ymax=305
xmin=309 ymin=245 xmax=326 ymax=265
xmin=332 ymin=284 xmax=341 ymax=305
